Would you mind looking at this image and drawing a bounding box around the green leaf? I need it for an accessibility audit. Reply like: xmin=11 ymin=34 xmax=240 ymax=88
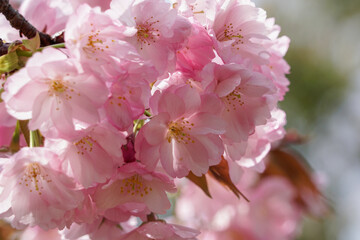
xmin=0 ymin=51 xmax=20 ymax=74
xmin=22 ymin=32 xmax=40 ymax=52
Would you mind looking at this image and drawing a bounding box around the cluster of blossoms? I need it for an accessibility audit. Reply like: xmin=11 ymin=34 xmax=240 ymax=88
xmin=0 ymin=0 xmax=326 ymax=239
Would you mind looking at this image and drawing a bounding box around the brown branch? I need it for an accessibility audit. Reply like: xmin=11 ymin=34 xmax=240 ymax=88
xmin=0 ymin=38 xmax=21 ymax=56
xmin=0 ymin=38 xmax=6 ymax=56
xmin=0 ymin=0 xmax=58 ymax=47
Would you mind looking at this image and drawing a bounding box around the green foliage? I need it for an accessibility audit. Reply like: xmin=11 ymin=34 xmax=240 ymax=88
xmin=280 ymin=47 xmax=349 ymax=132
xmin=326 ymin=0 xmax=360 ymax=19
xmin=0 ymin=33 xmax=40 ymax=74
xmin=0 ymin=51 xmax=20 ymax=74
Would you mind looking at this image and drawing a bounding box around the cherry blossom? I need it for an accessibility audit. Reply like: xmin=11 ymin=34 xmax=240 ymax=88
xmin=244 ymin=178 xmax=301 ymax=240
xmin=176 ymin=23 xmax=215 ymax=74
xmin=20 ymin=226 xmax=62 ymax=240
xmin=0 ymin=147 xmax=83 ymax=230
xmin=201 ymin=62 xmax=275 ymax=147
xmin=70 ymin=0 xmax=112 ymax=11
xmin=121 ymin=221 xmax=200 ymax=240
xmin=61 ymin=218 xmax=127 ymax=240
xmin=19 ymin=0 xmax=70 ymax=35
xmin=136 ymin=84 xmax=225 ymax=177
xmin=2 ymin=48 xmax=108 ymax=139
xmin=103 ymin=56 xmax=158 ymax=130
xmin=65 ymin=3 xmax=137 ymax=80
xmin=234 ymin=108 xmax=286 ymax=172
xmin=175 ymin=0 xmax=219 ymax=26
xmin=109 ymin=0 xmax=192 ymax=75
xmin=212 ymin=0 xmax=270 ymax=64
xmin=0 ymin=0 xmax=317 ymax=238
xmin=45 ymin=123 xmax=126 ymax=188
xmin=175 ymin=174 xmax=301 ymax=240
xmin=255 ymin=33 xmax=291 ymax=100
xmin=94 ymin=162 xmax=176 ymax=215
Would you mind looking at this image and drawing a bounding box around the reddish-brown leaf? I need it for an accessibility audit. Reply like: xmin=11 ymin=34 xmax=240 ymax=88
xmin=208 ymin=156 xmax=249 ymax=201
xmin=186 ymin=171 xmax=212 ymax=198
xmin=262 ymin=148 xmax=329 ymax=216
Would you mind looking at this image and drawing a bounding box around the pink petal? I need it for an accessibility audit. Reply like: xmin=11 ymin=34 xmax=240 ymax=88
xmin=142 ymin=113 xmax=169 ymax=146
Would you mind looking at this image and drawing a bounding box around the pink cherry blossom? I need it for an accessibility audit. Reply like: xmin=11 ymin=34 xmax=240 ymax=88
xmin=176 ymin=23 xmax=215 ymax=74
xmin=45 ymin=123 xmax=126 ymax=188
xmin=256 ymin=35 xmax=290 ymax=101
xmin=88 ymin=219 xmax=126 ymax=240
xmin=198 ymin=229 xmax=257 ymax=240
xmin=0 ymin=126 xmax=15 ymax=147
xmin=70 ymin=0 xmax=112 ymax=11
xmin=105 ymin=81 xmax=150 ymax=130
xmin=109 ymin=0 xmax=192 ymax=75
xmin=121 ymin=221 xmax=200 ymax=240
xmin=234 ymin=108 xmax=286 ymax=172
xmin=72 ymin=192 xmax=98 ymax=224
xmin=104 ymin=58 xmax=157 ymax=130
xmin=19 ymin=0 xmax=71 ymax=35
xmin=0 ymin=14 xmax=21 ymax=41
xmin=175 ymin=176 xmax=246 ymax=230
xmin=65 ymin=3 xmax=137 ymax=80
xmin=201 ymin=63 xmax=275 ymax=143
xmin=20 ymin=226 xmax=62 ymax=240
xmin=136 ymin=84 xmax=225 ymax=178
xmin=0 ymin=102 xmax=26 ymax=148
xmin=0 ymin=102 xmax=17 ymax=127
xmin=61 ymin=218 xmax=127 ymax=240
xmin=94 ymin=162 xmax=176 ymax=215
xmin=2 ymin=48 xmax=109 ymax=139
xmin=200 ymin=63 xmax=276 ymax=182
xmin=0 ymin=0 xmax=304 ymax=238
xmin=212 ymin=0 xmax=270 ymax=64
xmin=61 ymin=218 xmax=101 ymax=240
xmin=244 ymin=177 xmax=301 ymax=240
xmin=175 ymin=0 xmax=219 ymax=26
xmin=176 ymin=174 xmax=301 ymax=240
xmin=0 ymin=147 xmax=83 ymax=230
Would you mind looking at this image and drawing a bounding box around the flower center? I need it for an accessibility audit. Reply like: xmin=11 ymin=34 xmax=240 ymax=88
xmin=48 ymin=78 xmax=77 ymax=111
xmin=19 ymin=163 xmax=51 ymax=195
xmin=218 ymin=23 xmax=245 ymax=51
xmin=135 ymin=16 xmax=160 ymax=50
xmin=223 ymin=88 xmax=244 ymax=112
xmin=166 ymin=118 xmax=195 ymax=144
xmin=82 ymin=24 xmax=113 ymax=60
xmin=120 ymin=174 xmax=152 ymax=197
xmin=51 ymin=80 xmax=67 ymax=93
xmin=74 ymin=135 xmax=97 ymax=155
xmin=189 ymin=3 xmax=205 ymax=14
xmin=109 ymin=95 xmax=127 ymax=107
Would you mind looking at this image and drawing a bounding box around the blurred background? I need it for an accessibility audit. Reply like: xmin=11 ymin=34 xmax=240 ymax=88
xmin=254 ymin=0 xmax=360 ymax=239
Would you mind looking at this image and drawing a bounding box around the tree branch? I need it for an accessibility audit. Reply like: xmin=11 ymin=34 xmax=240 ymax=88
xmin=0 ymin=38 xmax=21 ymax=56
xmin=0 ymin=0 xmax=58 ymax=47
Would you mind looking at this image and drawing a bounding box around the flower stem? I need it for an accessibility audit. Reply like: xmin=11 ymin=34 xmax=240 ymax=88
xmin=30 ymin=130 xmax=41 ymax=147
xmin=133 ymin=119 xmax=145 ymax=134
xmin=37 ymin=43 xmax=66 ymax=51
xmin=9 ymin=120 xmax=20 ymax=152
xmin=144 ymin=109 xmax=152 ymax=117
xmin=29 ymin=130 xmax=41 ymax=147
xmin=18 ymin=120 xmax=30 ymax=146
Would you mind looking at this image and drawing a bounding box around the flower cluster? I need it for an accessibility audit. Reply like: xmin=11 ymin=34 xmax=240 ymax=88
xmin=0 ymin=0 xmax=324 ymax=239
